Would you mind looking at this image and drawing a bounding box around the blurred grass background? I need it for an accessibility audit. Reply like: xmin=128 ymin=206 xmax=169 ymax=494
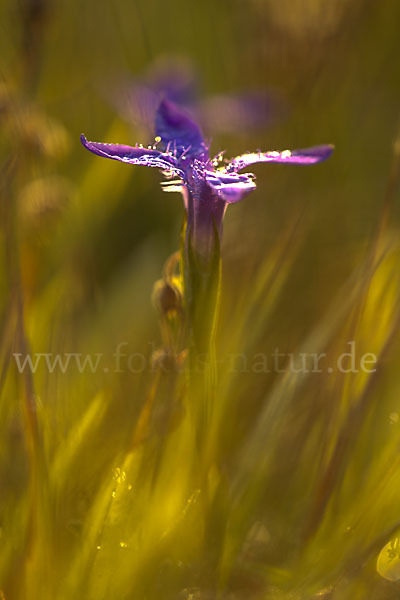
xmin=1 ymin=0 xmax=400 ymax=598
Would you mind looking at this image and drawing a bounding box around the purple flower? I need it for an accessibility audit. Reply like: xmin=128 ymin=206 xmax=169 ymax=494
xmin=81 ymin=99 xmax=333 ymax=260
xmin=110 ymin=56 xmax=284 ymax=138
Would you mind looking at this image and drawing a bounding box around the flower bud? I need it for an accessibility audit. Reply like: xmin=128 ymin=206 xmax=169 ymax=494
xmin=152 ymin=279 xmax=182 ymax=316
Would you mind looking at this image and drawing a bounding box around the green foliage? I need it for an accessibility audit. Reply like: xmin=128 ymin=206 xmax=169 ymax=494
xmin=1 ymin=1 xmax=400 ymax=599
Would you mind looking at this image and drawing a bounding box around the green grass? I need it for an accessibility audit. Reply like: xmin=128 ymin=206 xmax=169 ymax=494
xmin=1 ymin=1 xmax=400 ymax=598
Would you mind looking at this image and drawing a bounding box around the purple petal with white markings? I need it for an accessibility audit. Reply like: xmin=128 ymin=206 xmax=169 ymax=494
xmin=205 ymin=171 xmax=256 ymax=204
xmin=229 ymin=145 xmax=334 ymax=172
xmin=80 ymin=135 xmax=184 ymax=176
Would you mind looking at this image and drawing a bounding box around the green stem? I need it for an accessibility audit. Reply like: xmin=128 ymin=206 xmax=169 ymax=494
xmin=182 ymin=219 xmax=221 ymax=451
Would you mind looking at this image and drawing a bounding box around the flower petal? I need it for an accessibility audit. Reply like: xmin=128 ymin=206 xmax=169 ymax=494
xmin=155 ymin=99 xmax=208 ymax=160
xmin=80 ymin=134 xmax=184 ymax=176
xmin=205 ymin=171 xmax=257 ymax=204
xmin=229 ymin=145 xmax=334 ymax=171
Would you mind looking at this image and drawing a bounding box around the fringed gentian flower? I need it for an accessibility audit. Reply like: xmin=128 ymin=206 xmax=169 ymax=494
xmin=82 ymin=98 xmax=332 ymax=354
xmin=81 ymin=98 xmax=333 ymax=262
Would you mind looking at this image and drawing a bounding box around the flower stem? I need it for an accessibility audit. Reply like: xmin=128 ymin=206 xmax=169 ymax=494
xmin=182 ymin=219 xmax=221 ymax=450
